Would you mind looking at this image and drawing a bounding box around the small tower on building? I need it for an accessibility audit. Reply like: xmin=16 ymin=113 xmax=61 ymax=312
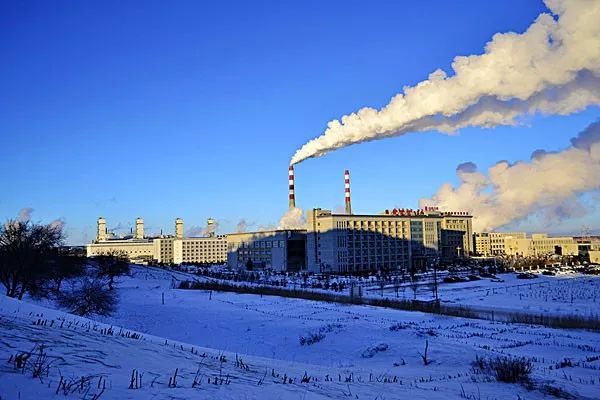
xmin=135 ymin=217 xmax=144 ymax=239
xmin=97 ymin=217 xmax=107 ymax=242
xmin=207 ymin=217 xmax=216 ymax=237
xmin=175 ymin=218 xmax=184 ymax=239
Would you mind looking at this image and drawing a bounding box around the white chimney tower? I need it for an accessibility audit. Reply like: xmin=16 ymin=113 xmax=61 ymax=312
xmin=175 ymin=218 xmax=184 ymax=239
xmin=97 ymin=217 xmax=107 ymax=242
xmin=135 ymin=217 xmax=144 ymax=239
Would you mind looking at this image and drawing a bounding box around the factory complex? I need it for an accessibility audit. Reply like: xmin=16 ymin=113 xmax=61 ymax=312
xmin=87 ymin=166 xmax=598 ymax=273
xmin=86 ymin=217 xmax=227 ymax=265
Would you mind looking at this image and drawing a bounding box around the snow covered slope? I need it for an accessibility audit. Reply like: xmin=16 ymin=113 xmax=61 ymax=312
xmin=1 ymin=266 xmax=599 ymax=399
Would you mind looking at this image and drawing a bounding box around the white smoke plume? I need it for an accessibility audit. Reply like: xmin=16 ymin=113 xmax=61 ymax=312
xmin=17 ymin=207 xmax=34 ymax=222
xmin=257 ymin=223 xmax=277 ymax=231
xmin=290 ymin=0 xmax=600 ymax=165
xmin=186 ymin=219 xmax=219 ymax=237
xmin=236 ymin=218 xmax=254 ymax=233
xmin=420 ymin=120 xmax=600 ymax=232
xmin=185 ymin=226 xmax=204 ymax=237
xmin=333 ymin=204 xmax=347 ymax=214
xmin=49 ymin=218 xmax=66 ymax=231
xmin=278 ymin=207 xmax=305 ymax=229
xmin=109 ymin=222 xmax=128 ymax=232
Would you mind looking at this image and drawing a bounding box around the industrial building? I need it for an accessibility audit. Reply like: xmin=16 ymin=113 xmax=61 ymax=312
xmin=474 ymin=232 xmax=579 ymax=257
xmin=86 ymin=217 xmax=227 ymax=264
xmin=306 ymin=207 xmax=473 ymax=273
xmin=86 ymin=217 xmax=155 ymax=263
xmin=88 ymin=167 xmax=473 ymax=272
xmin=226 ymin=229 xmax=306 ymax=272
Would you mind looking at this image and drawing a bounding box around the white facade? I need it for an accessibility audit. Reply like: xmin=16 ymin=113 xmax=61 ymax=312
xmin=475 ymin=232 xmax=578 ymax=257
xmin=135 ymin=218 xmax=144 ymax=239
xmin=504 ymin=234 xmax=577 ymax=257
xmin=86 ymin=239 xmax=155 ymax=262
xmin=97 ymin=217 xmax=107 ymax=242
xmin=87 ymin=217 xmax=227 ymax=265
xmin=474 ymin=232 xmax=527 ymax=256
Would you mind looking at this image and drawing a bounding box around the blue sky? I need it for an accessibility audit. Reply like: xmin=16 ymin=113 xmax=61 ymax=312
xmin=1 ymin=0 xmax=598 ymax=244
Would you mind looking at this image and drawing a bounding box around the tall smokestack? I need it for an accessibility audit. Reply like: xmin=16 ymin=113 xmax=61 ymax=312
xmin=289 ymin=165 xmax=295 ymax=209
xmin=345 ymin=169 xmax=352 ymax=214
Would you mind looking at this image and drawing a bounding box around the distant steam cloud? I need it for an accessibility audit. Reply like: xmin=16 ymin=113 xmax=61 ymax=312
xmin=17 ymin=207 xmax=34 ymax=222
xmin=278 ymin=207 xmax=305 ymax=229
xmin=186 ymin=219 xmax=219 ymax=237
xmin=290 ymin=0 xmax=600 ymax=165
xmin=49 ymin=218 xmax=66 ymax=231
xmin=420 ymin=120 xmax=600 ymax=232
xmin=109 ymin=222 xmax=128 ymax=232
xmin=236 ymin=218 xmax=255 ymax=233
xmin=185 ymin=226 xmax=204 ymax=237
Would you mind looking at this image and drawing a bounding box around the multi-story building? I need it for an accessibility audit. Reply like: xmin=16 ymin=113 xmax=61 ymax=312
xmin=504 ymin=234 xmax=577 ymax=257
xmin=474 ymin=233 xmax=491 ymax=256
xmin=153 ymin=236 xmax=228 ymax=265
xmin=474 ymin=232 xmax=579 ymax=257
xmin=440 ymin=212 xmax=473 ymax=260
xmin=226 ymin=230 xmax=306 ymax=272
xmin=473 ymin=232 xmax=526 ymax=256
xmin=87 ymin=217 xmax=227 ymax=265
xmin=305 ymin=207 xmax=472 ymax=273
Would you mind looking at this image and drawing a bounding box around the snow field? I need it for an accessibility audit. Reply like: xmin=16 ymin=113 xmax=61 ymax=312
xmin=1 ymin=265 xmax=599 ymax=399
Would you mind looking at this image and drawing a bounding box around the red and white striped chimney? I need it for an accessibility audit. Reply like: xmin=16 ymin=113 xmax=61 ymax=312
xmin=344 ymin=169 xmax=352 ymax=214
xmin=289 ymin=165 xmax=296 ymax=209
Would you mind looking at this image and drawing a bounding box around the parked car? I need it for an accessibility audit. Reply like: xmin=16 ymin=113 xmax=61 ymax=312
xmin=517 ymin=272 xmax=538 ymax=279
xmin=443 ymin=275 xmax=469 ymax=283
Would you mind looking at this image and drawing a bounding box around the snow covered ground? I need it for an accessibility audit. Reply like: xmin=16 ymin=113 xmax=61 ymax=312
xmin=371 ymin=272 xmax=600 ymax=317
xmin=1 ymin=265 xmax=600 ymax=399
xmin=180 ymin=264 xmax=600 ymax=318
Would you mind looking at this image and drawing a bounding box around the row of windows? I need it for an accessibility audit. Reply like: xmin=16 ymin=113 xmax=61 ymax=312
xmin=231 ymin=240 xmax=286 ymax=249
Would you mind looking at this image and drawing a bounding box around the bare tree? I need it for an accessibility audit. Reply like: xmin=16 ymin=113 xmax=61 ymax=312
xmin=58 ymin=278 xmax=117 ymax=316
xmin=47 ymin=251 xmax=86 ymax=293
xmin=0 ymin=220 xmax=64 ymax=299
xmin=95 ymin=253 xmax=130 ymax=290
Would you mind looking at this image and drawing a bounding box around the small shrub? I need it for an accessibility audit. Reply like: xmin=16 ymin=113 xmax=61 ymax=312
xmin=299 ymin=332 xmax=325 ymax=346
xmin=58 ymin=278 xmax=117 ymax=317
xmin=389 ymin=323 xmax=410 ymax=331
xmin=473 ymin=355 xmax=533 ymax=383
xmin=538 ymin=384 xmax=577 ymax=399
xmin=299 ymin=323 xmax=343 ymax=346
xmin=361 ymin=343 xmax=389 ymax=358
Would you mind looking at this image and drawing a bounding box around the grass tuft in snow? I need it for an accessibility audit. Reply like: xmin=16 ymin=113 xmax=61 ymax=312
xmin=473 ymin=355 xmax=533 ymax=383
